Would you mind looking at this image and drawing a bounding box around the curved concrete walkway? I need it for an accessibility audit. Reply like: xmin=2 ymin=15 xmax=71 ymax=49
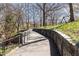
xmin=8 ymin=29 xmax=50 ymax=56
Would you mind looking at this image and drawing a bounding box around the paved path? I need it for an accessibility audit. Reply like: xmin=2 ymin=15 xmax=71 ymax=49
xmin=8 ymin=29 xmax=50 ymax=56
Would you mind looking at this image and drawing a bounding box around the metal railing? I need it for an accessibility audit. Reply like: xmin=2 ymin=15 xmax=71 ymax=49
xmin=0 ymin=33 xmax=22 ymax=56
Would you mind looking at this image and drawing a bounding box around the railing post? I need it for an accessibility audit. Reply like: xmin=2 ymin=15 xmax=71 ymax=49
xmin=2 ymin=42 xmax=5 ymax=56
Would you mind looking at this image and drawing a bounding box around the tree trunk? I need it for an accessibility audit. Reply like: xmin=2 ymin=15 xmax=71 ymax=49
xmin=43 ymin=3 xmax=46 ymax=26
xmin=33 ymin=13 xmax=36 ymax=28
xmin=40 ymin=19 xmax=42 ymax=27
xmin=69 ymin=3 xmax=74 ymax=22
xmin=33 ymin=19 xmax=36 ymax=27
xmin=39 ymin=10 xmax=42 ymax=27
xmin=27 ymin=4 xmax=29 ymax=30
xmin=27 ymin=16 xmax=29 ymax=29
xmin=51 ymin=13 xmax=54 ymax=25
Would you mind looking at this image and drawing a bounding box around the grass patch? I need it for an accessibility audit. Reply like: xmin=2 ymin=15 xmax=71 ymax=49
xmin=39 ymin=24 xmax=63 ymax=29
xmin=54 ymin=20 xmax=79 ymax=43
xmin=0 ymin=44 xmax=18 ymax=55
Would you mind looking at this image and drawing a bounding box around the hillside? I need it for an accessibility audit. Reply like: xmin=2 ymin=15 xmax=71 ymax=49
xmin=55 ymin=20 xmax=79 ymax=43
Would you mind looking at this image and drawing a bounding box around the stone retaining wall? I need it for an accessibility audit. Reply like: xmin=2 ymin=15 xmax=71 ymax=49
xmin=33 ymin=29 xmax=79 ymax=56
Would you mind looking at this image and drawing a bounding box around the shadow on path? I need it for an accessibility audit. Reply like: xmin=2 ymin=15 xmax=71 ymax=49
xmin=19 ymin=39 xmax=47 ymax=47
xmin=20 ymin=37 xmax=61 ymax=56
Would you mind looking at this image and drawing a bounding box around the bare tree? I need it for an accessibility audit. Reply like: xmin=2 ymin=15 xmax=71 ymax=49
xmin=36 ymin=3 xmax=63 ymax=26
